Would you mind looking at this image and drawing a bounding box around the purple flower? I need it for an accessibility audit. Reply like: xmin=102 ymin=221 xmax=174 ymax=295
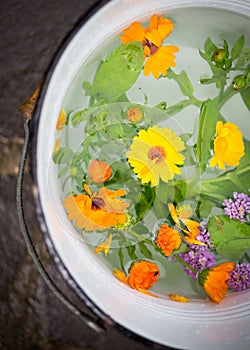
xmin=178 ymin=245 xmax=216 ymax=280
xmin=222 ymin=192 xmax=250 ymax=222
xmin=196 ymin=221 xmax=214 ymax=250
xmin=227 ymin=263 xmax=250 ymax=291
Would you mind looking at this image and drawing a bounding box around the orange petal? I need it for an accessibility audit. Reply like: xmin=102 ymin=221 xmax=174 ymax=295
xmin=169 ymin=293 xmax=190 ymax=303
xmin=113 ymin=269 xmax=128 ymax=284
xmin=94 ymin=234 xmax=112 ymax=255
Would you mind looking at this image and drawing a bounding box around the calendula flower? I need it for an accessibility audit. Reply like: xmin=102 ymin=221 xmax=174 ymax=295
xmin=126 ymin=125 xmax=185 ymax=186
xmin=113 ymin=260 xmax=160 ymax=297
xmin=222 ymin=192 xmax=250 ymax=223
xmin=168 ymin=293 xmax=190 ymax=303
xmin=94 ymin=233 xmax=112 ymax=256
xmin=210 ymin=121 xmax=245 ymax=170
xmin=63 ymin=184 xmax=128 ymax=231
xmin=87 ymin=160 xmax=112 ymax=183
xmin=120 ymin=15 xmax=179 ymax=79
xmin=156 ymin=224 xmax=182 ymax=256
xmin=198 ymin=262 xmax=235 ymax=303
xmin=56 ymin=109 xmax=66 ymax=130
xmin=168 ymin=203 xmax=204 ymax=245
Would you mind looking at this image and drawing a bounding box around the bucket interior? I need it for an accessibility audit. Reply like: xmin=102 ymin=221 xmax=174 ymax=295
xmin=33 ymin=1 xmax=250 ymax=349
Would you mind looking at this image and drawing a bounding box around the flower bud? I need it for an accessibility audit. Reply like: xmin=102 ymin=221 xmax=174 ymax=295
xmin=126 ymin=107 xmax=143 ymax=123
xmin=212 ymin=48 xmax=227 ymax=64
xmin=233 ymin=75 xmax=246 ymax=90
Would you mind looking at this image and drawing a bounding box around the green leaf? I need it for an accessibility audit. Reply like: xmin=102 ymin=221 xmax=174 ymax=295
xmin=204 ymin=37 xmax=218 ymax=56
xmin=231 ymin=35 xmax=245 ymax=61
xmin=127 ymin=245 xmax=137 ymax=260
xmin=240 ymin=87 xmax=250 ymax=111
xmin=53 ymin=147 xmax=74 ymax=164
xmin=234 ymin=48 xmax=250 ymax=69
xmin=89 ymin=42 xmax=144 ymax=102
xmin=138 ymin=242 xmax=153 ymax=259
xmin=167 ymin=69 xmax=194 ymax=97
xmin=166 ymin=100 xmax=195 ymax=116
xmin=208 ymin=215 xmax=250 ymax=260
xmin=118 ymin=247 xmax=125 ymax=272
xmin=196 ymin=99 xmax=219 ymax=173
xmin=135 ymin=185 xmax=156 ymax=222
xmin=198 ymin=198 xmax=215 ymax=218
xmin=58 ymin=166 xmax=70 ymax=178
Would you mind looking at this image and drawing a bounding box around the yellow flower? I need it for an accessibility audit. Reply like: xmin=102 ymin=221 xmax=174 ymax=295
xmin=113 ymin=260 xmax=160 ymax=297
xmin=63 ymin=184 xmax=128 ymax=231
xmin=198 ymin=262 xmax=235 ymax=303
xmin=168 ymin=293 xmax=190 ymax=303
xmin=120 ymin=15 xmax=179 ymax=79
xmin=155 ymin=224 xmax=182 ymax=256
xmin=94 ymin=234 xmax=112 ymax=255
xmin=56 ymin=109 xmax=66 ymax=130
xmin=126 ymin=125 xmax=185 ymax=186
xmin=210 ymin=121 xmax=245 ymax=170
xmin=87 ymin=159 xmax=112 ymax=183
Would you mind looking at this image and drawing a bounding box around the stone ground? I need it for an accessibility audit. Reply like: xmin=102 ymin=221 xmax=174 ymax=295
xmin=0 ymin=1 xmax=176 ymax=350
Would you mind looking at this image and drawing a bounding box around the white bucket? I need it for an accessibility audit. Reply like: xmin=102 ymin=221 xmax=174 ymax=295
xmin=31 ymin=1 xmax=250 ymax=349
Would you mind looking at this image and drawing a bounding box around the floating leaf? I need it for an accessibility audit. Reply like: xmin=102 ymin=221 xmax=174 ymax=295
xmin=89 ymin=42 xmax=144 ymax=102
xmin=208 ymin=215 xmax=250 ymax=260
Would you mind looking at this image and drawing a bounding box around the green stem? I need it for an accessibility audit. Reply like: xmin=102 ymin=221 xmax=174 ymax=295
xmin=201 ymin=165 xmax=250 ymax=185
xmin=127 ymin=229 xmax=155 ymax=247
xmin=217 ymin=84 xmax=238 ymax=110
xmin=173 ymin=254 xmax=198 ymax=274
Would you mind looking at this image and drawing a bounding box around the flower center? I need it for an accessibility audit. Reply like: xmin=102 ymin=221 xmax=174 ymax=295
xmin=148 ymin=146 xmax=166 ymax=163
xmin=91 ymin=197 xmax=105 ymax=210
xmin=142 ymin=38 xmax=158 ymax=55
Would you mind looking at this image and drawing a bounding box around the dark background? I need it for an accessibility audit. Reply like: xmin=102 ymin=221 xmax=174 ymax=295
xmin=0 ymin=1 xmax=175 ymax=350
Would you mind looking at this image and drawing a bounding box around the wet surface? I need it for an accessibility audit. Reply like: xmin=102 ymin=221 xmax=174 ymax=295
xmin=0 ymin=1 xmax=175 ymax=349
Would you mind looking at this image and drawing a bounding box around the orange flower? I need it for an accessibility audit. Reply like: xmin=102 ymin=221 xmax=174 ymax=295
xmin=128 ymin=260 xmax=160 ymax=297
xmin=113 ymin=260 xmax=160 ymax=297
xmin=198 ymin=262 xmax=235 ymax=303
xmin=63 ymin=184 xmax=128 ymax=231
xmin=120 ymin=15 xmax=179 ymax=79
xmin=56 ymin=109 xmax=66 ymax=130
xmin=87 ymin=160 xmax=112 ymax=183
xmin=94 ymin=233 xmax=112 ymax=255
xmin=168 ymin=293 xmax=190 ymax=303
xmin=155 ymin=224 xmax=181 ymax=256
xmin=168 ymin=203 xmax=204 ymax=246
